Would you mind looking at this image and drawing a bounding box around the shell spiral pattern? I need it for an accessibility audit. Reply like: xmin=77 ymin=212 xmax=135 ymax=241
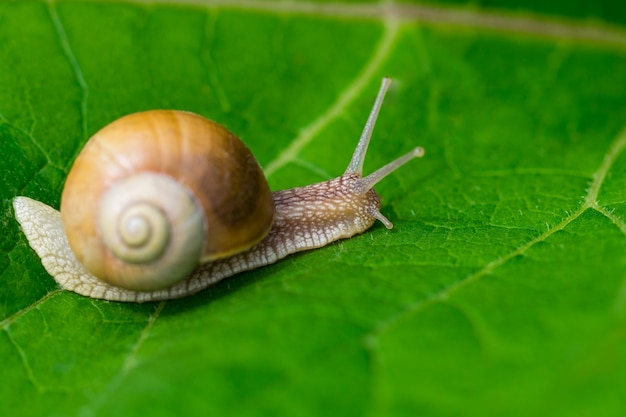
xmin=59 ymin=110 xmax=274 ymax=292
xmin=96 ymin=172 xmax=205 ymax=290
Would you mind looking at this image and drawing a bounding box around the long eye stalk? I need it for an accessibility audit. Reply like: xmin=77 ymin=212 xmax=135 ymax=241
xmin=346 ymin=77 xmax=392 ymax=175
xmin=346 ymin=77 xmax=425 ymax=193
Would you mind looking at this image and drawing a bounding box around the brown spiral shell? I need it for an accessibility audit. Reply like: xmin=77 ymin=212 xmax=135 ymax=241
xmin=60 ymin=110 xmax=274 ymax=291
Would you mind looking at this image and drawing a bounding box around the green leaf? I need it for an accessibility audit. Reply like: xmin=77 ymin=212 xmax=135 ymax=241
xmin=2 ymin=1 xmax=626 ymax=416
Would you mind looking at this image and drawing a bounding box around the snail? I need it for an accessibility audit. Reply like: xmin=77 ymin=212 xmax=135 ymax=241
xmin=13 ymin=78 xmax=424 ymax=302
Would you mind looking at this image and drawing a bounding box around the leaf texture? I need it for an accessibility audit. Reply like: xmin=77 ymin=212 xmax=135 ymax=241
xmin=1 ymin=1 xmax=625 ymax=416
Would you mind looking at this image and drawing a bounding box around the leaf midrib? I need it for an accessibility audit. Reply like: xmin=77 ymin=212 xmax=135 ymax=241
xmin=130 ymin=0 xmax=626 ymax=47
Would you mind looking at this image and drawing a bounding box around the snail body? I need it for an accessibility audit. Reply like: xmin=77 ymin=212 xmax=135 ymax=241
xmin=13 ymin=78 xmax=424 ymax=302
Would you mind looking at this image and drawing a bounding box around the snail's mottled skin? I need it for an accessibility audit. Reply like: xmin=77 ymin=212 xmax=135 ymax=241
xmin=13 ymin=78 xmax=424 ymax=302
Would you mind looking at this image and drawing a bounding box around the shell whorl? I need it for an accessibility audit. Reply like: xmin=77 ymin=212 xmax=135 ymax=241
xmin=96 ymin=172 xmax=205 ymax=290
xmin=60 ymin=110 xmax=274 ymax=291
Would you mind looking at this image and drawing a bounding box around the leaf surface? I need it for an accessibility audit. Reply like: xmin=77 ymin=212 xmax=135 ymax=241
xmin=1 ymin=1 xmax=626 ymax=416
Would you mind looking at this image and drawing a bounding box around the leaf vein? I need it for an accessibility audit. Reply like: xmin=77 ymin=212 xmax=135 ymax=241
xmin=201 ymin=10 xmax=231 ymax=113
xmin=593 ymin=204 xmax=626 ymax=238
xmin=47 ymin=1 xmax=89 ymax=164
xmin=130 ymin=0 xmax=626 ymax=47
xmin=0 ymin=289 xmax=62 ymax=330
xmin=370 ymin=125 xmax=626 ymax=335
xmin=0 ymin=114 xmax=54 ymax=168
xmin=3 ymin=328 xmax=44 ymax=392
xmin=263 ymin=19 xmax=401 ymax=178
xmin=80 ymin=301 xmax=166 ymax=414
